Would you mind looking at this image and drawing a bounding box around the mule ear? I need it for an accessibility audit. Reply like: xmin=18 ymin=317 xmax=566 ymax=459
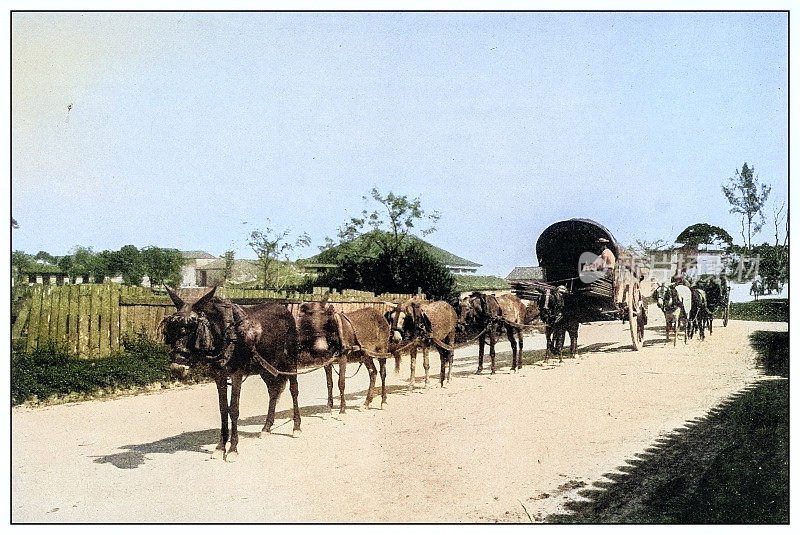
xmin=194 ymin=286 xmax=217 ymax=310
xmin=300 ymin=302 xmax=310 ymax=314
xmin=165 ymin=285 xmax=185 ymax=309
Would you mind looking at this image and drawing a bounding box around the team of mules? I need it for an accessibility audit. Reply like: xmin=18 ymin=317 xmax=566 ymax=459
xmin=653 ymin=282 xmax=712 ymax=345
xmin=161 ymin=286 xmax=557 ymax=460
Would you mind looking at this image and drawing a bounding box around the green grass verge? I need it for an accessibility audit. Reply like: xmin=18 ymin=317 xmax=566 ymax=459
xmin=11 ymin=333 xmax=206 ymax=406
xmin=547 ymin=330 xmax=788 ymax=524
xmin=728 ymin=299 xmax=788 ymax=322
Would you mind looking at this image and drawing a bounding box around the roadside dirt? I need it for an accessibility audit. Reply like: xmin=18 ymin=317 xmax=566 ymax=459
xmin=11 ymin=306 xmax=786 ymax=522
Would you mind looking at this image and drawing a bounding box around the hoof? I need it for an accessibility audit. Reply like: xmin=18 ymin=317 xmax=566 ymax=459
xmin=292 ymin=428 xmax=302 ymax=438
xmin=225 ymin=451 xmax=238 ymax=463
xmin=490 ymin=370 xmax=496 ymax=375
xmin=211 ymin=448 xmax=225 ymax=460
xmin=380 ymin=401 xmax=387 ymax=410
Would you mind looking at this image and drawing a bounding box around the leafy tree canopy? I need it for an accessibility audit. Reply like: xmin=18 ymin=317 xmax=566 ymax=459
xmin=317 ymin=189 xmax=455 ymax=299
xmin=676 ymin=223 xmax=733 ymax=247
xmin=141 ymin=247 xmax=185 ymax=287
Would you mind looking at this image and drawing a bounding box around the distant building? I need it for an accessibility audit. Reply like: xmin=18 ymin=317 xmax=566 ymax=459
xmin=301 ymin=231 xmax=481 ymax=274
xmin=180 ymin=251 xmax=219 ymax=287
xmin=506 ymin=266 xmax=544 ymax=283
xmin=646 ymin=244 xmax=729 ymax=284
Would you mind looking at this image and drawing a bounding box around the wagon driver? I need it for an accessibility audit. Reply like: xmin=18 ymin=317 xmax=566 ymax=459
xmin=587 ymin=238 xmax=616 ymax=273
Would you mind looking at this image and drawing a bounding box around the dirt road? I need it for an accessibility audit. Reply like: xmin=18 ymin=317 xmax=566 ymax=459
xmin=11 ymin=307 xmax=786 ymax=523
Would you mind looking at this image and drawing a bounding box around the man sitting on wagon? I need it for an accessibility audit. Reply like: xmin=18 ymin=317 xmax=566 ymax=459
xmin=585 ymin=238 xmax=616 ymax=273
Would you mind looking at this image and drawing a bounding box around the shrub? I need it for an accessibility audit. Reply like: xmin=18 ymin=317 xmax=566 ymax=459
xmin=11 ymin=332 xmax=206 ymax=406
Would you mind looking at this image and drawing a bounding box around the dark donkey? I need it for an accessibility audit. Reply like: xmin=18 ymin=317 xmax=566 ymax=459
xmin=161 ymin=286 xmax=301 ymax=462
xmin=463 ymin=292 xmax=528 ymax=373
xmin=388 ymin=300 xmax=458 ymax=391
xmin=537 ymin=286 xmax=579 ymax=361
xmin=297 ymin=302 xmax=393 ymax=412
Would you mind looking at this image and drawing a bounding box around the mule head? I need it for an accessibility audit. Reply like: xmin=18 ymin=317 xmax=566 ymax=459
xmin=456 ymin=297 xmax=475 ymax=332
xmin=297 ymin=301 xmax=342 ymax=358
xmin=161 ymin=286 xmax=223 ymax=366
xmin=653 ymin=284 xmax=668 ymax=309
xmin=537 ymin=287 xmax=565 ymax=326
xmin=388 ymin=302 xmax=420 ymax=343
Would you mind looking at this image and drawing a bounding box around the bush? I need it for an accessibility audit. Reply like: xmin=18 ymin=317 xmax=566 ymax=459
xmin=318 ymin=241 xmax=456 ymax=300
xmin=10 ymin=332 xmax=203 ymax=406
xmin=729 ymin=299 xmax=788 ymax=322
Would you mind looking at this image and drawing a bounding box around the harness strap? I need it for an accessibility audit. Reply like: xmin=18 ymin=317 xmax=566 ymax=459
xmin=254 ymin=352 xmax=339 ymax=377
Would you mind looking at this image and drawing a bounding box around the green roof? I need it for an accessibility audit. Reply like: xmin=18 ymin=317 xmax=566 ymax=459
xmin=303 ymin=231 xmax=481 ymax=268
xmin=182 ymin=250 xmax=217 ymax=259
xmin=454 ymin=275 xmax=511 ymax=292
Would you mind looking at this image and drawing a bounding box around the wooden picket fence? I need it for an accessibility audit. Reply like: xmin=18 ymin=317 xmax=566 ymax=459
xmin=11 ymin=284 xmax=418 ymax=358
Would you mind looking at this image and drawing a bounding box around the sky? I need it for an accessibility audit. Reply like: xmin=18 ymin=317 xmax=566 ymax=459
xmin=10 ymin=11 xmax=789 ymax=276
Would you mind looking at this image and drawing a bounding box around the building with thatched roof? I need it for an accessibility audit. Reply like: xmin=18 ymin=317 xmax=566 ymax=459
xmin=300 ymin=231 xmax=481 ymax=275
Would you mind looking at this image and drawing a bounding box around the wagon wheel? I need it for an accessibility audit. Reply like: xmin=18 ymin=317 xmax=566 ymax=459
xmin=627 ymin=281 xmax=644 ymax=351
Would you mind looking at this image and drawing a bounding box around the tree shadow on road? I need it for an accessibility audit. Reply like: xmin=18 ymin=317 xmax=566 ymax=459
xmin=544 ymin=330 xmax=789 ymax=524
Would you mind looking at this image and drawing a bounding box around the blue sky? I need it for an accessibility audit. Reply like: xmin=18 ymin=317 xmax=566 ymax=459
xmin=11 ymin=12 xmax=788 ymax=276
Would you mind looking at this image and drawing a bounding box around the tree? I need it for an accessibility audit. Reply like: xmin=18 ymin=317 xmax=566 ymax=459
xmin=88 ymin=250 xmax=116 ymax=283
xmin=319 ymin=241 xmax=455 ymax=300
xmin=116 ymin=245 xmax=145 ymax=286
xmin=33 ymin=251 xmax=57 ymax=264
xmin=69 ymin=247 xmax=95 ymax=279
xmin=722 ymin=163 xmax=771 ymax=250
xmin=11 ymin=251 xmax=33 ymax=283
xmin=676 ymin=224 xmax=733 ymax=248
xmin=334 ymin=188 xmax=440 ymax=258
xmin=626 ymin=239 xmax=670 ymax=258
xmin=221 ymin=250 xmax=235 ymax=284
xmin=319 ymin=189 xmax=455 ymax=298
xmin=141 ymin=247 xmax=185 ymax=287
xmin=248 ymin=221 xmax=310 ymax=289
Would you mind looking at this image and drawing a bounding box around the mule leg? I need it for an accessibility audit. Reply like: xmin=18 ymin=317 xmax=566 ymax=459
xmin=408 ymin=347 xmax=417 ymax=393
xmin=225 ymin=371 xmax=244 ymax=462
xmin=477 ymin=333 xmax=485 ymax=374
xmin=260 ymin=374 xmax=285 ymax=436
xmin=324 ymin=364 xmax=334 ymax=413
xmin=422 ymin=344 xmax=430 ymax=389
xmin=288 ymin=374 xmax=301 ymax=436
xmin=212 ymin=373 xmax=229 ymax=459
xmin=379 ymin=358 xmax=388 ymax=408
xmin=569 ymin=323 xmax=578 ymax=355
xmin=506 ymin=326 xmax=517 ymax=371
xmin=517 ymin=328 xmax=524 ymax=369
xmin=439 ymin=348 xmax=447 ymax=387
xmin=363 ymin=356 xmax=378 ymax=409
xmin=488 ymin=329 xmax=497 ymax=374
xmin=338 ymin=354 xmax=347 ymax=413
xmin=544 ymin=326 xmax=552 ymax=362
xmin=555 ymin=327 xmax=565 ymax=362
xmin=447 ymin=331 xmax=455 ymax=383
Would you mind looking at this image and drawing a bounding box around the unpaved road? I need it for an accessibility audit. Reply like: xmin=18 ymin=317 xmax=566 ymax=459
xmin=12 ymin=306 xmax=786 ymax=523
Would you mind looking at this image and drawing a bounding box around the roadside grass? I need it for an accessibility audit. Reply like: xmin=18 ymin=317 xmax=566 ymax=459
xmin=11 ymin=333 xmax=207 ymax=406
xmin=727 ymin=299 xmax=788 ymax=322
xmin=547 ymin=330 xmax=788 ymax=524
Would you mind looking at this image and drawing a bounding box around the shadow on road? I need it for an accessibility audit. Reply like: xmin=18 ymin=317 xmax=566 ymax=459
xmin=545 ymin=330 xmax=789 ymax=524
